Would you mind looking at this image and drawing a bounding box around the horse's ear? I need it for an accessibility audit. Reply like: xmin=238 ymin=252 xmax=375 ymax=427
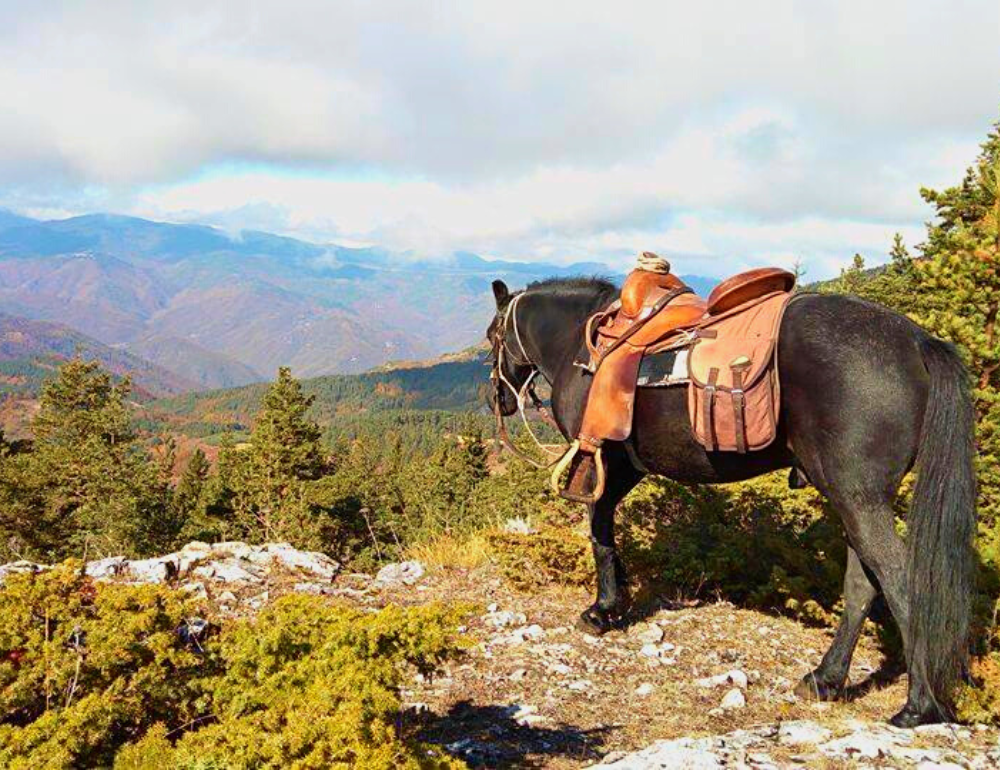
xmin=492 ymin=280 xmax=510 ymax=306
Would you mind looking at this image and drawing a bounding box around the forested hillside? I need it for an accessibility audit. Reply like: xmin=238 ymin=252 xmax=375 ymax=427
xmin=146 ymin=346 xmax=490 ymax=444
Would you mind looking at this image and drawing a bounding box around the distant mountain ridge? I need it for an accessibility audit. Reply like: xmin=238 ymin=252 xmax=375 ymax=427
xmin=0 ymin=209 xmax=719 ymax=382
xmin=0 ymin=312 xmax=196 ymax=400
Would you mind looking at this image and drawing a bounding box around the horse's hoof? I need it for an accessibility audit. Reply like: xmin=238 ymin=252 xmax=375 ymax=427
xmin=577 ymin=606 xmax=616 ymax=635
xmin=794 ymin=672 xmax=842 ymax=702
xmin=889 ymin=704 xmax=946 ymax=729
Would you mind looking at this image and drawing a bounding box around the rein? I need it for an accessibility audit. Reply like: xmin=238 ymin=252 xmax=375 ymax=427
xmin=491 ymin=292 xmax=567 ymax=469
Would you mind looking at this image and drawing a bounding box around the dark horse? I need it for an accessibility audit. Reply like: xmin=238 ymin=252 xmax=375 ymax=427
xmin=486 ymin=276 xmax=976 ymax=727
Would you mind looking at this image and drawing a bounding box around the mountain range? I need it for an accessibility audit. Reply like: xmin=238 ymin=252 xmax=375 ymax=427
xmin=0 ymin=209 xmax=717 ymax=391
xmin=0 ymin=312 xmax=195 ymax=399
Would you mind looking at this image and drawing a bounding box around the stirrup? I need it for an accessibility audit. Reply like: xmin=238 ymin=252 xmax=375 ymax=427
xmin=551 ymin=440 xmax=606 ymax=504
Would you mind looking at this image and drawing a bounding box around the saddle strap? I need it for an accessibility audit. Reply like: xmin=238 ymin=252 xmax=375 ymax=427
xmin=703 ymin=367 xmax=719 ymax=451
xmin=731 ymin=365 xmax=747 ymax=454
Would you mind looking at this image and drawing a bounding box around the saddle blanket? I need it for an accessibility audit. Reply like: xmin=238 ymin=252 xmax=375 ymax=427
xmin=636 ymin=347 xmax=689 ymax=387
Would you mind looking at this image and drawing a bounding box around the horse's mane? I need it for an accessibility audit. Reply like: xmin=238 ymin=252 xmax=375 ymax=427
xmin=524 ymin=276 xmax=619 ymax=306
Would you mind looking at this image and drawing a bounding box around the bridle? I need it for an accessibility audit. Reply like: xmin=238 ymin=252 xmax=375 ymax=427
xmin=489 ymin=292 xmax=566 ymax=468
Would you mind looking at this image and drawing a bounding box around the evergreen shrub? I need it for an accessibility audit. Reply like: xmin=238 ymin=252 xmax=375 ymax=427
xmin=0 ymin=565 xmax=467 ymax=769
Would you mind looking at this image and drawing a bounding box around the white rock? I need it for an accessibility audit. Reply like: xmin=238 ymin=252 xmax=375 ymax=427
xmin=201 ymin=559 xmax=262 ymax=584
xmin=567 ymin=679 xmax=592 ymax=692
xmin=180 ymin=581 xmax=208 ymax=600
xmin=180 ymin=541 xmax=213 ymax=557
xmin=634 ymin=683 xmax=655 ymax=697
xmin=509 ymin=624 xmax=545 ymax=643
xmin=819 ymin=726 xmax=911 ymax=760
xmin=0 ymin=560 xmax=48 ymax=585
xmin=483 ymin=609 xmax=526 ymax=628
xmin=211 ymin=541 xmax=254 ymax=559
xmin=375 ymin=560 xmax=425 ymax=585
xmin=720 ymin=688 xmax=746 ymax=710
xmin=217 ymin=590 xmax=237 ymax=604
xmin=512 ymin=704 xmax=544 ymax=726
xmin=599 ymin=737 xmax=727 ymax=768
xmin=696 ymin=669 xmax=748 ymax=689
xmin=178 ymin=541 xmax=213 ymax=572
xmin=509 ymin=668 xmax=528 ymax=682
xmin=724 ymin=669 xmax=748 ymax=689
xmin=126 ymin=556 xmax=178 ymax=583
xmin=640 ymin=643 xmax=661 ymax=658
xmin=778 ymin=720 xmax=832 ymax=746
xmin=85 ymin=556 xmax=126 ymax=580
xmin=264 ymin=543 xmax=339 ymax=581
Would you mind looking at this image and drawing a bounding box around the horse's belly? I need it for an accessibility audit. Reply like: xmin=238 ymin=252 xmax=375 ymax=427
xmin=630 ymin=386 xmax=792 ymax=484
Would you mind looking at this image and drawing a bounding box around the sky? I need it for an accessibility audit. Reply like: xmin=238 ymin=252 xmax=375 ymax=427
xmin=0 ymin=1 xmax=998 ymax=279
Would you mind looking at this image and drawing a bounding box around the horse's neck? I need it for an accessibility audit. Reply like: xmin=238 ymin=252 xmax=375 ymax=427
xmin=518 ymin=291 xmax=600 ymax=382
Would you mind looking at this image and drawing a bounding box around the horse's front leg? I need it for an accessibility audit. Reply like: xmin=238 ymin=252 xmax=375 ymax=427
xmin=577 ymin=453 xmax=643 ymax=634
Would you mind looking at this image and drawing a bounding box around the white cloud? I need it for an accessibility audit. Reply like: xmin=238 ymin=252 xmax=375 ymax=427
xmin=0 ymin=0 xmax=997 ymax=277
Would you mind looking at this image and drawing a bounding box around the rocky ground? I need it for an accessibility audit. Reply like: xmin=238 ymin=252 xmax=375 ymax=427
xmin=4 ymin=543 xmax=999 ymax=768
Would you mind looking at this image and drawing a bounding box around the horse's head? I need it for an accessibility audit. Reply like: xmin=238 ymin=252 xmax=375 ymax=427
xmin=486 ymin=279 xmax=535 ymax=417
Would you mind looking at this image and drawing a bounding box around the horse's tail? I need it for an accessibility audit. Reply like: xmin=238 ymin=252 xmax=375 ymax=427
xmin=908 ymin=335 xmax=976 ymax=716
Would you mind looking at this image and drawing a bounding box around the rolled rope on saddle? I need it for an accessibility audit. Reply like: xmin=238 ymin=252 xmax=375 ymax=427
xmin=636 ymin=251 xmax=671 ymax=274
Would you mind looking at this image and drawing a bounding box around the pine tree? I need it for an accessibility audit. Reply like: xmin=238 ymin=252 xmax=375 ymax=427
xmin=172 ymin=447 xmax=211 ymax=542
xmin=176 ymin=448 xmax=209 ymax=512
xmin=838 ymin=254 xmax=868 ymax=295
xmin=1 ymin=359 xmax=173 ymax=559
xmin=250 ymin=367 xmax=324 ymax=483
xmin=911 ymin=115 xmax=1000 ymax=521
xmin=228 ymin=368 xmax=330 ymax=545
xmin=846 ymin=233 xmax=920 ymax=312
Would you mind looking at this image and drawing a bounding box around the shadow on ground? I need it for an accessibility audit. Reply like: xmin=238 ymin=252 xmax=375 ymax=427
xmin=412 ymin=700 xmax=612 ymax=768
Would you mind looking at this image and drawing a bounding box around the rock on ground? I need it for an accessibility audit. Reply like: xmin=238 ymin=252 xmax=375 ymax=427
xmin=375 ymin=560 xmax=425 ymax=586
xmin=0 ymin=541 xmax=341 ymax=588
xmin=594 ymin=720 xmax=1000 ymax=769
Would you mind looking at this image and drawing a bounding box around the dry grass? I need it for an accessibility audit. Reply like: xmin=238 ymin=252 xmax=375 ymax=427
xmin=406 ymin=532 xmax=494 ymax=571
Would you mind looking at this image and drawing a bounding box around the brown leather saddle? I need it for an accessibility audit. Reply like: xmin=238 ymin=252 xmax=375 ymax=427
xmin=554 ymin=258 xmax=796 ymax=503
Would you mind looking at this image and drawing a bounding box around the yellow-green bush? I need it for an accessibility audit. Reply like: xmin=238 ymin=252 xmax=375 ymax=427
xmin=0 ymin=563 xmax=211 ymax=769
xmin=487 ymin=526 xmax=593 ymax=590
xmin=157 ymin=596 xmax=468 ymax=769
xmin=0 ymin=565 xmax=468 ymax=769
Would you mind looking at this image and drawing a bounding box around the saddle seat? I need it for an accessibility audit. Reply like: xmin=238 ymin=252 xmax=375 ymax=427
xmin=589 ymin=267 xmax=708 ymax=360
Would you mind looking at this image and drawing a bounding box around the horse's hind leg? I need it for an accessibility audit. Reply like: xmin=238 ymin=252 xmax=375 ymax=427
xmin=796 ymin=546 xmax=877 ymax=701
xmin=826 ymin=496 xmax=938 ymax=724
xmin=578 ymin=449 xmax=643 ymax=635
